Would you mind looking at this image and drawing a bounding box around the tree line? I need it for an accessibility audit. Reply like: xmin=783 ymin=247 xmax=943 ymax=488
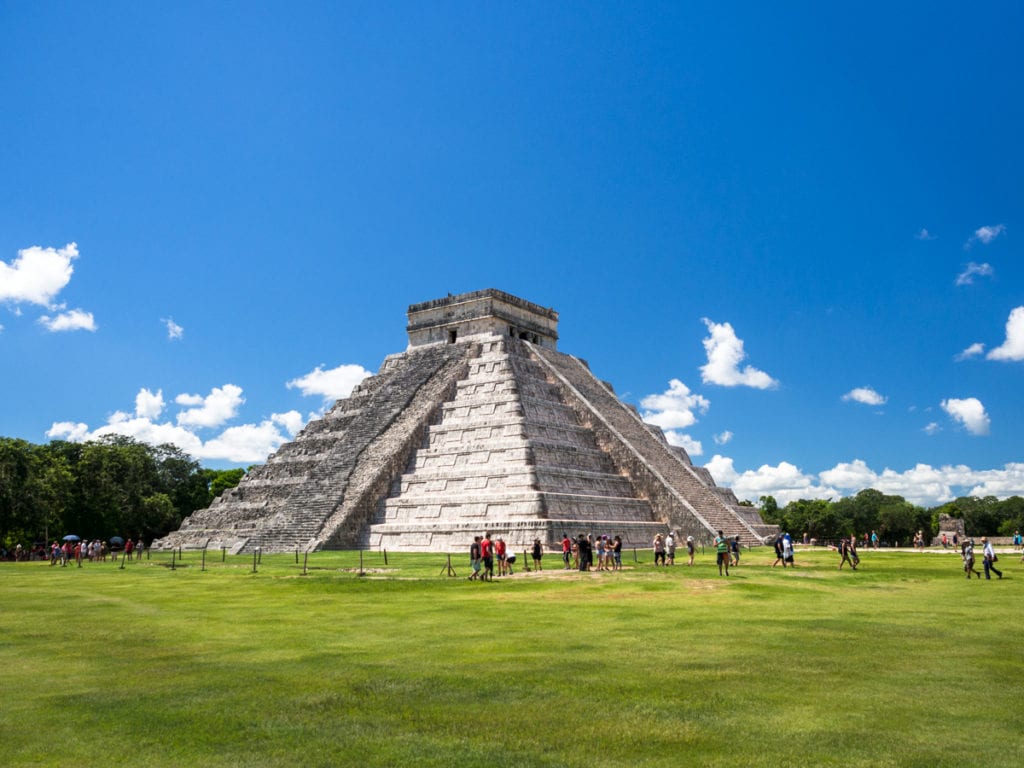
xmin=0 ymin=435 xmax=245 ymax=548
xmin=4 ymin=435 xmax=1023 ymax=550
xmin=756 ymin=489 xmax=1024 ymax=545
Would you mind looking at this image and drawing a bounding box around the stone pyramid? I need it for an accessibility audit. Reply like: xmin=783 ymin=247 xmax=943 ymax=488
xmin=155 ymin=290 xmax=775 ymax=553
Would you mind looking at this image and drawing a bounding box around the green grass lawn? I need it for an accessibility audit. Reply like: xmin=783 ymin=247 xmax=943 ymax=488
xmin=2 ymin=546 xmax=1022 ymax=767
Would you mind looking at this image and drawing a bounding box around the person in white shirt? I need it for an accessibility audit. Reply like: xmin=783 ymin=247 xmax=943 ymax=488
xmin=981 ymin=537 xmax=1002 ymax=580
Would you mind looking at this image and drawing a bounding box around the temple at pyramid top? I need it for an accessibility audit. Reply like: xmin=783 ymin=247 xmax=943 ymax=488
xmin=407 ymin=288 xmax=559 ymax=349
xmin=155 ymin=288 xmax=776 ymax=554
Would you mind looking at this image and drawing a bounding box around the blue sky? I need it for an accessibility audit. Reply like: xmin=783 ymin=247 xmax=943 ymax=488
xmin=2 ymin=1 xmax=1022 ymax=507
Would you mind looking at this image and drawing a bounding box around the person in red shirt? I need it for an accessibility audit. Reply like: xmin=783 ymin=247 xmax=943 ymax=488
xmin=480 ymin=533 xmax=494 ymax=581
xmin=561 ymin=534 xmax=572 ymax=570
xmin=494 ymin=537 xmax=508 ymax=576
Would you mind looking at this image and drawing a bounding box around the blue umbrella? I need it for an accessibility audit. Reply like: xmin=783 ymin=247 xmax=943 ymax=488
xmin=62 ymin=534 xmax=80 ymax=542
xmin=110 ymin=536 xmax=125 ymax=545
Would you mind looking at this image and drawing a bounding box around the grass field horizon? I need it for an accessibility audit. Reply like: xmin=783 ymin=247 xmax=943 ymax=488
xmin=3 ymin=546 xmax=1022 ymax=767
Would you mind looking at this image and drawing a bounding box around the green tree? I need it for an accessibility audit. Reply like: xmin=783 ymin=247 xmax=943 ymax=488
xmin=138 ymin=493 xmax=179 ymax=538
xmin=759 ymin=495 xmax=780 ymax=524
xmin=0 ymin=438 xmax=33 ymax=544
xmin=153 ymin=443 xmax=208 ymax=520
xmin=877 ymin=500 xmax=918 ymax=545
xmin=26 ymin=445 xmax=75 ymax=543
xmin=779 ymin=498 xmax=837 ymax=540
xmin=203 ymin=468 xmax=246 ymax=502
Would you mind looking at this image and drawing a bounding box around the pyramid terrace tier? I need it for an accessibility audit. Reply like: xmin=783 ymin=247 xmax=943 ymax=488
xmin=408 ymin=438 xmax=617 ymax=474
xmin=425 ymin=417 xmax=602 ymax=450
xmin=388 ymin=465 xmax=642 ymax=500
xmin=377 ymin=491 xmax=657 ymax=525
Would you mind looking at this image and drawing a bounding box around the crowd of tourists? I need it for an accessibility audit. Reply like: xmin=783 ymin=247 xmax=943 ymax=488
xmin=463 ymin=528 xmax=1022 ymax=582
xmin=44 ymin=538 xmax=145 ymax=567
xmin=2 ymin=537 xmax=146 ymax=563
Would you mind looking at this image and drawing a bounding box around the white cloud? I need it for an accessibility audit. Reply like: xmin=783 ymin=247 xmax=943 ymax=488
xmin=175 ymin=384 xmax=245 ymax=428
xmin=954 ymin=261 xmax=994 ymax=286
xmin=272 ymin=410 xmax=304 ymax=436
xmin=664 ymin=431 xmax=702 ymax=456
xmin=714 ymin=430 xmax=733 ymax=445
xmin=287 ymin=363 xmax=372 ymax=401
xmin=704 ymin=455 xmax=836 ymax=506
xmin=49 ymin=415 xmax=204 ymax=455
xmin=38 ymin=308 xmax=97 ymax=332
xmin=915 ymin=228 xmax=936 ymax=241
xmin=955 ymin=342 xmax=985 ymax=361
xmin=46 ymin=421 xmax=91 ymax=442
xmin=700 ymin=319 xmax=778 ymax=389
xmin=923 ymin=422 xmax=941 ymax=436
xmin=842 ymin=387 xmax=887 ymax=406
xmin=47 ymin=386 xmax=310 ymax=465
xmin=707 ymin=454 xmax=1024 ymax=508
xmin=966 ymin=224 xmax=1005 ymax=248
xmin=964 ymin=463 xmax=1024 ymax=498
xmin=986 ymin=306 xmax=1024 ymax=362
xmin=0 ymin=243 xmax=78 ymax=306
xmin=135 ymin=388 xmax=165 ymax=419
xmin=640 ymin=379 xmax=709 ymax=430
xmin=941 ymin=397 xmax=990 ymax=436
xmin=197 ymin=419 xmax=294 ymax=463
xmin=162 ymin=317 xmax=184 ymax=340
xmin=819 ymin=459 xmax=878 ymax=490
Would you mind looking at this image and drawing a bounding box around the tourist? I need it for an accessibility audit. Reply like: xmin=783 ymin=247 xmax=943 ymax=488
xmin=838 ymin=537 xmax=856 ymax=570
xmin=612 ymin=535 xmax=622 ymax=570
xmin=596 ymin=535 xmax=607 ymax=571
xmin=469 ymin=536 xmax=482 ymax=581
xmin=730 ymin=535 xmax=740 ymax=567
xmin=481 ymin=533 xmax=494 ymax=581
xmin=981 ymin=537 xmax=1002 ymax=580
xmin=653 ymin=534 xmax=666 ymax=566
xmin=772 ymin=534 xmax=785 ymax=568
xmin=665 ymin=531 xmax=676 ymax=565
xmin=506 ymin=547 xmax=516 ymax=574
xmin=125 ymin=538 xmax=135 ymax=560
xmin=871 ymin=530 xmax=879 ymax=549
xmin=686 ymin=535 xmax=695 ymax=566
xmin=561 ymin=533 xmax=572 ymax=570
xmin=962 ymin=539 xmax=981 ymax=579
xmin=782 ymin=532 xmax=794 ymax=567
xmin=1014 ymin=530 xmax=1022 ymax=551
xmin=577 ymin=534 xmax=590 ymax=571
xmin=495 ymin=537 xmax=508 ymax=576
xmin=713 ymin=530 xmax=729 ymax=576
xmin=849 ymin=535 xmax=860 ymax=569
xmin=531 ymin=538 xmax=543 ymax=571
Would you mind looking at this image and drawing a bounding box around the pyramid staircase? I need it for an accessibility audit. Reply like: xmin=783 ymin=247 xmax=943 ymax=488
xmin=365 ymin=337 xmax=666 ymax=551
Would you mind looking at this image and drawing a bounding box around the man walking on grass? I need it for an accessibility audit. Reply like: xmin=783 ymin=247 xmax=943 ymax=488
xmin=981 ymin=537 xmax=1002 ymax=580
xmin=468 ymin=536 xmax=482 ymax=581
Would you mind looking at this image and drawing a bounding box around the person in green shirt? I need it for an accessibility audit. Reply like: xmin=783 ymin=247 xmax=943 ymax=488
xmin=714 ymin=530 xmax=729 ymax=576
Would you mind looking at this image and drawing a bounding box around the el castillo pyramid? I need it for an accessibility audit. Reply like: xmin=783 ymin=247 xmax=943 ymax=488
xmin=155 ymin=289 xmax=775 ymax=553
